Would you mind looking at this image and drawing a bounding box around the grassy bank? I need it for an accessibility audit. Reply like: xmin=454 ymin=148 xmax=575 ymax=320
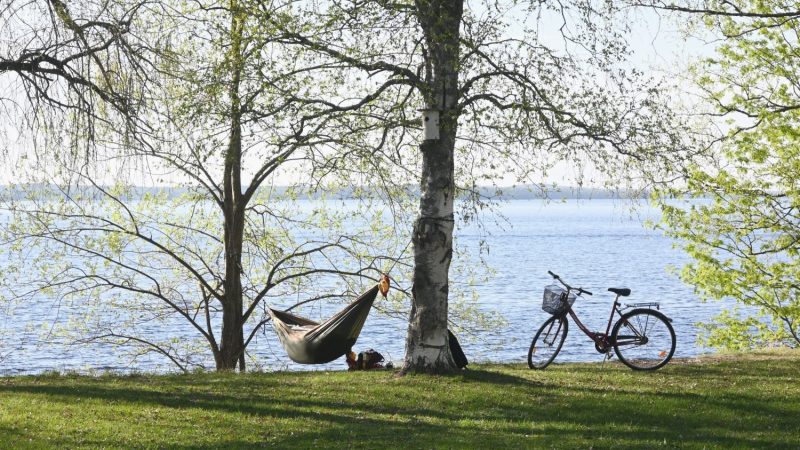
xmin=1 ymin=352 xmax=798 ymax=449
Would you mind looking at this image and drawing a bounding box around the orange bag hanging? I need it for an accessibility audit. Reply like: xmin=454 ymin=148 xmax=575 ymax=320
xmin=379 ymin=274 xmax=390 ymax=297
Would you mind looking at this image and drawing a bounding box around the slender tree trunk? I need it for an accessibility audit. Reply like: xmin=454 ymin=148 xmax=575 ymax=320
xmin=403 ymin=0 xmax=463 ymax=373
xmin=219 ymin=122 xmax=246 ymax=370
xmin=218 ymin=0 xmax=246 ymax=371
xmin=219 ymin=192 xmax=245 ymax=370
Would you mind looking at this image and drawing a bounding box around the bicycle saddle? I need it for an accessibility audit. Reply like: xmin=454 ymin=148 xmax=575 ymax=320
xmin=608 ymin=288 xmax=631 ymax=297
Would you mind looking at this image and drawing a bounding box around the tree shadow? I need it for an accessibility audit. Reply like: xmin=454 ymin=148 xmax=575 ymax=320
xmin=1 ymin=362 xmax=798 ymax=448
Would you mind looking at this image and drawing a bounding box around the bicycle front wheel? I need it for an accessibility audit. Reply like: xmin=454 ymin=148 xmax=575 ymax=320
xmin=612 ymin=309 xmax=676 ymax=371
xmin=528 ymin=315 xmax=568 ymax=369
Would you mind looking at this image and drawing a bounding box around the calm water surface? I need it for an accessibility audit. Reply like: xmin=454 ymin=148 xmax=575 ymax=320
xmin=0 ymin=199 xmax=732 ymax=374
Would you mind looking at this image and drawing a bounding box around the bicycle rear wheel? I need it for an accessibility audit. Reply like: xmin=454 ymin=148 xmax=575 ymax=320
xmin=528 ymin=315 xmax=568 ymax=369
xmin=612 ymin=309 xmax=675 ymax=371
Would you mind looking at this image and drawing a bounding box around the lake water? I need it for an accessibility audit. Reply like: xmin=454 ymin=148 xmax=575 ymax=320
xmin=0 ymin=199 xmax=735 ymax=374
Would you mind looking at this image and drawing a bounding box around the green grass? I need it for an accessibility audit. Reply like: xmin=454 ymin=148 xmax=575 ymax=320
xmin=1 ymin=352 xmax=799 ymax=449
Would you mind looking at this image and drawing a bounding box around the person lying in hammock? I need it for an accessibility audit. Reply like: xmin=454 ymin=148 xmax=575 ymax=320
xmin=269 ymin=275 xmax=391 ymax=365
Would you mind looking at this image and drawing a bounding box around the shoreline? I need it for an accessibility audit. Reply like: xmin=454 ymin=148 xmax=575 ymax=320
xmin=2 ymin=348 xmax=795 ymax=379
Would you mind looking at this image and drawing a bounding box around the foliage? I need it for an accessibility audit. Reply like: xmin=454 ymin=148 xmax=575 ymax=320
xmin=698 ymin=309 xmax=792 ymax=351
xmin=1 ymin=352 xmax=799 ymax=448
xmin=656 ymin=1 xmax=800 ymax=349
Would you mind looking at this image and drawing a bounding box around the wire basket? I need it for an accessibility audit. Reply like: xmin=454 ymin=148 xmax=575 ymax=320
xmin=542 ymin=285 xmax=576 ymax=315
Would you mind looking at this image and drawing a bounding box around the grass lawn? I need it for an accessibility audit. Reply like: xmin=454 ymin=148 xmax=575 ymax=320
xmin=1 ymin=351 xmax=798 ymax=449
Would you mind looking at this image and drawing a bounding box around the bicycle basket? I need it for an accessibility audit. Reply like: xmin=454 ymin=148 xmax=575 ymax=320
xmin=542 ymin=285 xmax=576 ymax=315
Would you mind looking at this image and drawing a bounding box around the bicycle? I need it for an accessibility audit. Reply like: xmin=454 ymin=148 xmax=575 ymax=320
xmin=528 ymin=271 xmax=676 ymax=371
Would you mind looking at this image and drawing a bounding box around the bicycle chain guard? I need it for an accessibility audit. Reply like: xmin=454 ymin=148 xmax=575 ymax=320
xmin=593 ymin=333 xmax=612 ymax=354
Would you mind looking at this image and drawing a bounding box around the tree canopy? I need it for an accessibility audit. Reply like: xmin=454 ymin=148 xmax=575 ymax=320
xmin=657 ymin=0 xmax=800 ymax=348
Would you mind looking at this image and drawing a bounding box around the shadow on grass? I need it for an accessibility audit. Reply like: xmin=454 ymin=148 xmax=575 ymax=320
xmin=458 ymin=368 xmax=545 ymax=387
xmin=1 ymin=360 xmax=799 ymax=448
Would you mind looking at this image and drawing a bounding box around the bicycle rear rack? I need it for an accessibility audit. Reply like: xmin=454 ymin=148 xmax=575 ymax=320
xmin=622 ymin=302 xmax=660 ymax=310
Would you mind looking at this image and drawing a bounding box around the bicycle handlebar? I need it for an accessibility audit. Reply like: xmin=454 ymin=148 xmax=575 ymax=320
xmin=548 ymin=271 xmax=592 ymax=296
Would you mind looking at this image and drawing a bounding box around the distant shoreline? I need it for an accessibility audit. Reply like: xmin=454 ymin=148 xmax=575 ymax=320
xmin=0 ymin=184 xmax=648 ymax=201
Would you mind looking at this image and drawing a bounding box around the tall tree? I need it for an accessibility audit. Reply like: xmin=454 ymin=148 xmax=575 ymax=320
xmin=652 ymin=1 xmax=800 ymax=348
xmin=1 ymin=0 xmax=407 ymax=371
xmin=267 ymin=0 xmax=687 ymax=372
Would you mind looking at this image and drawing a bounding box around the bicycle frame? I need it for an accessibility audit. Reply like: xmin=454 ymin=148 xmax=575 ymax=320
xmin=563 ymin=291 xmax=624 ymax=348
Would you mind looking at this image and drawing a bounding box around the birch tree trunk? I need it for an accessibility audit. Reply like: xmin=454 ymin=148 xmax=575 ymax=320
xmin=403 ymin=0 xmax=463 ymax=373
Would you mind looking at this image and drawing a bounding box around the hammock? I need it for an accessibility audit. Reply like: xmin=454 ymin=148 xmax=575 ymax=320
xmin=268 ymin=280 xmax=387 ymax=364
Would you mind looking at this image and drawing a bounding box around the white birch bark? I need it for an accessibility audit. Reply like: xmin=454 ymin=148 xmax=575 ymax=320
xmin=403 ymin=0 xmax=463 ymax=373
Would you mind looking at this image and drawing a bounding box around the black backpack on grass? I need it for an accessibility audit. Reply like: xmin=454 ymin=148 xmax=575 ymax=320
xmin=448 ymin=330 xmax=468 ymax=369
